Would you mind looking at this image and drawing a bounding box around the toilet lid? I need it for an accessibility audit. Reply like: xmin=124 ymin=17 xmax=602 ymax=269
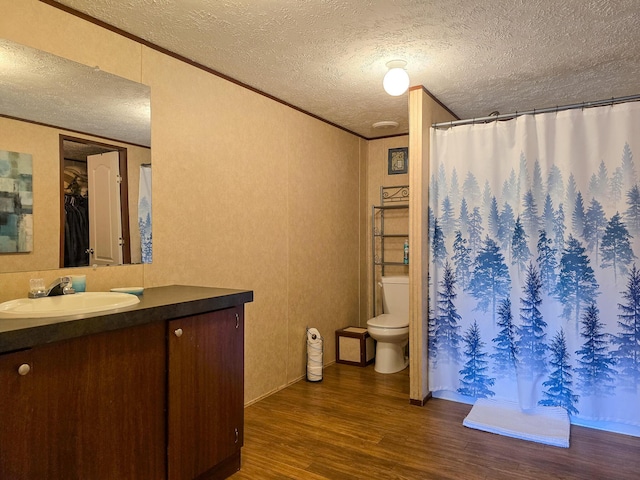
xmin=367 ymin=314 xmax=409 ymax=328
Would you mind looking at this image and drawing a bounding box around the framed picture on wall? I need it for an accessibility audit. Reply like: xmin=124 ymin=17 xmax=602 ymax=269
xmin=388 ymin=147 xmax=408 ymax=175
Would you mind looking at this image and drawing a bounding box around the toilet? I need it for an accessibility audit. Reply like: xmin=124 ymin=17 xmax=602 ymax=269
xmin=367 ymin=275 xmax=409 ymax=374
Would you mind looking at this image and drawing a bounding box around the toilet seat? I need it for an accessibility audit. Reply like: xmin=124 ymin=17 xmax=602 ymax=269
xmin=367 ymin=314 xmax=408 ymax=329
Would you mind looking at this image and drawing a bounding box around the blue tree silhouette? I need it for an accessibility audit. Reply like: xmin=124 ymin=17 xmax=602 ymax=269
xmin=440 ymin=196 xmax=457 ymax=237
xmin=522 ymin=189 xmax=540 ymax=239
xmin=518 ymin=152 xmax=529 ymax=202
xmin=469 ymin=236 xmax=511 ymax=324
xmin=430 ymin=172 xmax=440 ymax=217
xmin=498 ymin=202 xmax=516 ymax=256
xmin=511 ymin=216 xmax=531 ymax=276
xmin=532 ymin=159 xmax=545 ymax=214
xmin=620 ymin=142 xmax=636 ymax=193
xmin=503 ymin=168 xmax=518 ymax=206
xmin=463 ymin=171 xmax=481 ymax=207
xmin=565 ymin=174 xmax=578 ymax=223
xmin=488 ymin=196 xmax=500 ymax=240
xmin=501 ymin=178 xmax=512 ymax=207
xmin=584 ymin=198 xmax=607 ymax=265
xmin=572 ymin=191 xmax=586 ymax=239
xmin=611 ymin=166 xmax=624 ymax=209
xmin=536 ymin=229 xmax=558 ymax=295
xmin=428 ymin=206 xmax=435 ymax=241
xmin=452 ymin=231 xmax=472 ymax=291
xmin=556 ymin=235 xmax=599 ymax=327
xmin=449 ymin=168 xmax=460 ymax=210
xmin=517 ymin=262 xmax=548 ymax=377
xmin=612 ymin=264 xmax=640 ymax=392
xmin=600 ymin=212 xmax=635 ymax=284
xmin=491 ymin=298 xmax=518 ymax=378
xmin=575 ymin=303 xmax=616 ymax=396
xmin=553 ymin=203 xmax=566 ymax=261
xmin=432 ymin=218 xmax=447 ymax=267
xmin=438 ymin=162 xmax=448 ymax=197
xmin=458 ymin=197 xmax=470 ymax=239
xmin=542 ymin=194 xmax=555 ymax=241
xmin=539 ymin=329 xmax=579 ymax=415
xmin=435 ymin=262 xmax=463 ymax=364
xmin=428 ymin=273 xmax=438 ymax=362
xmin=458 ymin=320 xmax=496 ymax=398
xmin=624 ymin=184 xmax=640 ymax=236
xmin=547 ymin=164 xmax=564 ymax=207
xmin=482 ymin=181 xmax=493 ymax=220
xmin=141 ymin=213 xmax=153 ymax=263
xmin=597 ymin=160 xmax=609 ymax=197
xmin=589 ymin=160 xmax=608 ymax=200
xmin=468 ymin=207 xmax=484 ymax=255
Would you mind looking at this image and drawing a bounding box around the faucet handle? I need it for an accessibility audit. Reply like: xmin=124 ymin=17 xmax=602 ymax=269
xmin=58 ymin=276 xmax=75 ymax=295
xmin=29 ymin=278 xmax=46 ymax=298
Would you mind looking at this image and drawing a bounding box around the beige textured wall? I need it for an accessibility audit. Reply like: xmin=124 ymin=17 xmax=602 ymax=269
xmin=364 ymin=135 xmax=410 ymax=319
xmin=0 ymin=117 xmax=60 ymax=274
xmin=1 ymin=0 xmax=362 ymax=404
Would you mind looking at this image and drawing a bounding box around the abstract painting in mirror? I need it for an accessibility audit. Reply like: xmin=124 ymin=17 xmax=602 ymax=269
xmin=0 ymin=150 xmax=33 ymax=253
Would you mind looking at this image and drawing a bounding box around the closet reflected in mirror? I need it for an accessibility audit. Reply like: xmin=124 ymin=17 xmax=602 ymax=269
xmin=61 ymin=136 xmax=151 ymax=268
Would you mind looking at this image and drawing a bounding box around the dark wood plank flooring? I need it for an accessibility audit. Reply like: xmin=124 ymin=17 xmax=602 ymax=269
xmin=232 ymin=363 xmax=640 ymax=479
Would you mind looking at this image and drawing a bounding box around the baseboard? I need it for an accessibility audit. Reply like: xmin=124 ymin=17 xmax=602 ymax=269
xmin=410 ymin=391 xmax=432 ymax=406
xmin=244 ymin=361 xmax=337 ymax=408
xmin=195 ymin=450 xmax=240 ymax=480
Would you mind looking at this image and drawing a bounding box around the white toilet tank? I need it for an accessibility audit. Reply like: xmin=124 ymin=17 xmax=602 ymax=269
xmin=381 ymin=275 xmax=409 ymax=318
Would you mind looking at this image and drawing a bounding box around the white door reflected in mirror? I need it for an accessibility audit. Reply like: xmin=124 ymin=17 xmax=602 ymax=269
xmin=87 ymin=151 xmax=123 ymax=266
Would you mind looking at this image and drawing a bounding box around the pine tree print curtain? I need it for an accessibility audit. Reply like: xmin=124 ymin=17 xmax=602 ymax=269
xmin=138 ymin=164 xmax=152 ymax=264
xmin=428 ymin=101 xmax=640 ymax=431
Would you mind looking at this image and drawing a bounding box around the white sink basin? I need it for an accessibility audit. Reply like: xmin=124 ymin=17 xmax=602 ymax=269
xmin=0 ymin=292 xmax=140 ymax=319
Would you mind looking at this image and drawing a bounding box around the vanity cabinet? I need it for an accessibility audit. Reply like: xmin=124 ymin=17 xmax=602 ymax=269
xmin=168 ymin=307 xmax=244 ymax=479
xmin=0 ymin=321 xmax=166 ymax=480
xmin=0 ymin=300 xmax=248 ymax=480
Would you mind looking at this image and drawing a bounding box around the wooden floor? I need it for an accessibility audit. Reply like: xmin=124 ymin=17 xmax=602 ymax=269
xmin=231 ymin=363 xmax=640 ymax=480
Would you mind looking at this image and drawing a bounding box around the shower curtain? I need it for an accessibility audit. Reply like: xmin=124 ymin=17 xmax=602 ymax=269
xmin=138 ymin=164 xmax=152 ymax=264
xmin=427 ymin=101 xmax=640 ymax=431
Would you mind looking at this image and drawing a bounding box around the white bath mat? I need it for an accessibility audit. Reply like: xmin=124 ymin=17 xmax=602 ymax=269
xmin=463 ymin=398 xmax=570 ymax=448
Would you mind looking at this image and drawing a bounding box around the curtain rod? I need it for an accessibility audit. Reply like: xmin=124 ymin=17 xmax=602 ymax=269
xmin=432 ymin=93 xmax=640 ymax=129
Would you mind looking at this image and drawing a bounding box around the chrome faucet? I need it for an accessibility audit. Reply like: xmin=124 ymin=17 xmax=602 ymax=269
xmin=28 ymin=276 xmax=76 ymax=298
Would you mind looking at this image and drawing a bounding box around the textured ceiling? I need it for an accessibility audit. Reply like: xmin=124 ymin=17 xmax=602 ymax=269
xmin=0 ymin=38 xmax=150 ymax=146
xmin=35 ymin=1 xmax=640 ymax=139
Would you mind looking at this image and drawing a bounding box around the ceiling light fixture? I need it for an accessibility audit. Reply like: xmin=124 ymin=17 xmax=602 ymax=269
xmin=383 ymin=60 xmax=409 ymax=96
xmin=372 ymin=120 xmax=399 ymax=129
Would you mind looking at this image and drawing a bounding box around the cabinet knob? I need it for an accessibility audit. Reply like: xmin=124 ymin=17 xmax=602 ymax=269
xmin=235 ymin=313 xmax=239 ymax=329
xmin=234 ymin=427 xmax=239 ymax=444
xmin=174 ymin=328 xmax=183 ymax=338
xmin=18 ymin=363 xmax=31 ymax=376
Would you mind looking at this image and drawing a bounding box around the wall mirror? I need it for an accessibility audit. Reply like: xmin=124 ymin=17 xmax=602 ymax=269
xmin=0 ymin=38 xmax=151 ymax=273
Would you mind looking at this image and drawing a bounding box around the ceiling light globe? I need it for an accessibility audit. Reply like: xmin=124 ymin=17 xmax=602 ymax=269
xmin=383 ymin=66 xmax=409 ymax=96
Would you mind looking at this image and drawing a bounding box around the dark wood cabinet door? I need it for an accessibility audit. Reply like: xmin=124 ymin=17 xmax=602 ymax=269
xmin=168 ymin=307 xmax=244 ymax=480
xmin=0 ymin=348 xmax=37 ymax=479
xmin=0 ymin=322 xmax=166 ymax=480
